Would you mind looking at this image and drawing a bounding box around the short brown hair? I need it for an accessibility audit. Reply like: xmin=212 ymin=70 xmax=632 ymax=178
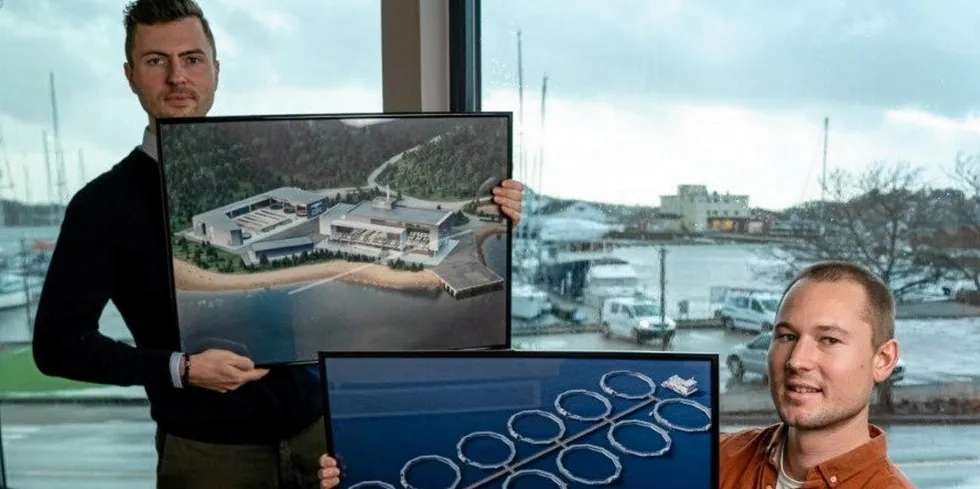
xmin=780 ymin=260 xmax=895 ymax=349
xmin=123 ymin=0 xmax=216 ymax=65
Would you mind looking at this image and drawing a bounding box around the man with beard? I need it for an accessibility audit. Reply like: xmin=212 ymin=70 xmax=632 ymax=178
xmin=717 ymin=261 xmax=915 ymax=488
xmin=31 ymin=1 xmax=524 ymax=488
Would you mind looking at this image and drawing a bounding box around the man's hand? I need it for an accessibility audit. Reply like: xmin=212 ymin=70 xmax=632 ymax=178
xmin=182 ymin=349 xmax=269 ymax=393
xmin=492 ymin=179 xmax=523 ymax=225
xmin=318 ymin=454 xmax=341 ymax=488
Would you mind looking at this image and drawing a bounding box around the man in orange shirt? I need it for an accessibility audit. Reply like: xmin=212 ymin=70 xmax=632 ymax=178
xmin=316 ymin=261 xmax=916 ymax=488
xmin=718 ymin=261 xmax=915 ymax=488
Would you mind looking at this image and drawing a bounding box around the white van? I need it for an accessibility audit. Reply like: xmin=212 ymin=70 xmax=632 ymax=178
xmin=717 ymin=289 xmax=780 ymax=332
xmin=600 ymin=297 xmax=676 ymax=346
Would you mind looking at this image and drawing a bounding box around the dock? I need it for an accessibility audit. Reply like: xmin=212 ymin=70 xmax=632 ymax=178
xmin=431 ymin=261 xmax=505 ymax=299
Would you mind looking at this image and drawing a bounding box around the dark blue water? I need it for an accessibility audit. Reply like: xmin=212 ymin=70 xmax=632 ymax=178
xmin=177 ymin=234 xmax=510 ymax=365
xmin=323 ymin=356 xmax=716 ymax=489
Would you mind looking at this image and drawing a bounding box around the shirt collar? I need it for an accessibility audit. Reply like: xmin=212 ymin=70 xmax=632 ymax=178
xmin=763 ymin=423 xmax=890 ymax=486
xmin=139 ymin=126 xmax=158 ymax=162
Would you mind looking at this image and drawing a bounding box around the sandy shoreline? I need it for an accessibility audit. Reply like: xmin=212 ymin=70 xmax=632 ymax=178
xmin=173 ymin=258 xmax=443 ymax=292
xmin=174 ymin=223 xmax=508 ymax=293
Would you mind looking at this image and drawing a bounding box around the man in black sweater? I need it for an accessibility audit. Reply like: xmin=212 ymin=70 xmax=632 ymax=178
xmin=30 ymin=1 xmax=525 ymax=488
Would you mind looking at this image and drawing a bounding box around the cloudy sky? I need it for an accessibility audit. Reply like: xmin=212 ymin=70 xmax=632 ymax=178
xmin=2 ymin=0 xmax=980 ymax=211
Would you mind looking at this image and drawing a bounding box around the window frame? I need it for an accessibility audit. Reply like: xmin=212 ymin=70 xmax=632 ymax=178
xmin=381 ymin=0 xmax=454 ymax=112
xmin=381 ymin=0 xmax=478 ymax=113
xmin=448 ymin=0 xmax=481 ymax=112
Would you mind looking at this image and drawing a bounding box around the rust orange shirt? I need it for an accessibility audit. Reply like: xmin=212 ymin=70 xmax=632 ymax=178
xmin=719 ymin=423 xmax=916 ymax=488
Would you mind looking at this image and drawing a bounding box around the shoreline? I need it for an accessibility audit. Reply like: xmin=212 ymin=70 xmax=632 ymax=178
xmin=474 ymin=223 xmax=508 ymax=265
xmin=172 ymin=257 xmax=443 ymax=293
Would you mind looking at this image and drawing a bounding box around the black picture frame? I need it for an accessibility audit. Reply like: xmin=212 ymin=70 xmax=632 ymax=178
xmin=155 ymin=112 xmax=514 ymax=367
xmin=318 ymin=349 xmax=720 ymax=489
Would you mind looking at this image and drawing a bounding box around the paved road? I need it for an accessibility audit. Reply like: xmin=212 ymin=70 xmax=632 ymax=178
xmin=1 ymin=404 xmax=979 ymax=488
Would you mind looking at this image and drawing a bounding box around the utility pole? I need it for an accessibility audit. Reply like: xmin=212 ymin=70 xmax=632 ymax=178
xmin=659 ymin=246 xmax=667 ymax=326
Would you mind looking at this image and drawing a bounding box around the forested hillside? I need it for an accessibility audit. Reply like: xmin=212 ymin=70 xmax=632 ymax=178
xmin=160 ymin=116 xmax=479 ymax=230
xmin=376 ymin=117 xmax=509 ymax=200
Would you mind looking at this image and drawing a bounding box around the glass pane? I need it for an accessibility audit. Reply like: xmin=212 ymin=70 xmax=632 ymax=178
xmin=0 ymin=1 xmax=380 ymax=487
xmin=483 ymin=2 xmax=980 ymax=487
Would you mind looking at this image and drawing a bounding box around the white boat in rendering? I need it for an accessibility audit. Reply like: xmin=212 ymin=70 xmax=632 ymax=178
xmin=662 ymin=374 xmax=698 ymax=397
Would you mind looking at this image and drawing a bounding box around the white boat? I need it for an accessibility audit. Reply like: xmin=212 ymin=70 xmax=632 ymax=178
xmin=0 ymin=273 xmax=44 ymax=310
xmin=511 ymin=281 xmax=552 ymax=320
xmin=581 ymin=260 xmax=649 ymax=309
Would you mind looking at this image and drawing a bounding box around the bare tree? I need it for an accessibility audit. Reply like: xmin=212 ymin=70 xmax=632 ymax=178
xmin=917 ymin=153 xmax=980 ymax=293
xmin=754 ymin=161 xmax=942 ymax=302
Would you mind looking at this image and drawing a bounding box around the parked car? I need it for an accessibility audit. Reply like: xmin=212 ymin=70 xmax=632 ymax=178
xmin=726 ymin=332 xmax=906 ymax=383
xmin=600 ymin=297 xmax=676 ymax=346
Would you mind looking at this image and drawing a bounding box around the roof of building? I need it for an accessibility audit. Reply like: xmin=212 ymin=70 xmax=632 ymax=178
xmin=192 ymin=187 xmax=327 ymax=230
xmin=344 ymin=200 xmax=452 ymax=227
xmin=271 ymin=187 xmax=324 ymax=205
xmin=251 ymin=236 xmax=314 ymax=253
xmin=320 ymin=203 xmax=356 ymax=221
xmin=588 ymin=264 xmax=638 ymax=279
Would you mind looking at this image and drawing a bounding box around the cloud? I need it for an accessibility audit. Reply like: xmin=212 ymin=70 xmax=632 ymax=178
xmin=481 ymin=0 xmax=980 ymax=117
xmin=484 ymin=88 xmax=980 ymax=211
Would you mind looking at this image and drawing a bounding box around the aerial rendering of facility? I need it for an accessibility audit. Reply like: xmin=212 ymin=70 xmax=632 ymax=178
xmin=188 ymin=186 xmax=457 ymax=265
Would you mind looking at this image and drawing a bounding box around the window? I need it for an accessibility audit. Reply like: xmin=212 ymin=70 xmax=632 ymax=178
xmin=0 ymin=1 xmax=381 ymax=486
xmin=483 ymin=2 xmax=980 ymax=486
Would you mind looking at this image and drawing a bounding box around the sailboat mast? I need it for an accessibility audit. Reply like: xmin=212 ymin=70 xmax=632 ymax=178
xmin=78 ymin=148 xmax=86 ymax=189
xmin=821 ymin=116 xmax=828 ymax=203
xmin=538 ymin=75 xmax=548 ymax=198
xmin=42 ymin=130 xmax=52 ymax=204
xmin=516 ymin=30 xmax=526 ymax=186
xmin=820 ymin=117 xmax=828 ymax=224
xmin=50 ymin=72 xmax=67 ymax=211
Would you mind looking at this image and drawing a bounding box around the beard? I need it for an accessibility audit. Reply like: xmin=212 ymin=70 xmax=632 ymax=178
xmin=144 ymin=88 xmax=211 ymax=119
xmin=772 ymin=386 xmax=869 ymax=430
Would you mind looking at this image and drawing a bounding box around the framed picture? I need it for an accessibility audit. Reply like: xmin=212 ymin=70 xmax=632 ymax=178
xmin=318 ymin=349 xmax=719 ymax=489
xmin=156 ymin=112 xmax=513 ymax=366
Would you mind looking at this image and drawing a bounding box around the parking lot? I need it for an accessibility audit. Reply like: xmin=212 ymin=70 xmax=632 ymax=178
xmin=514 ymin=317 xmax=980 ymax=396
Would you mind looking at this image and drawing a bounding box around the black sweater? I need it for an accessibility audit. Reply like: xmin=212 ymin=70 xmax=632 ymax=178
xmin=31 ymin=148 xmax=322 ymax=444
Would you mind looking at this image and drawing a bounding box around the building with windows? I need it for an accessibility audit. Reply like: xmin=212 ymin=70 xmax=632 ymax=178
xmin=190 ymin=187 xmax=329 ymax=248
xmin=659 ymin=184 xmax=750 ymax=232
xmin=318 ymin=195 xmax=455 ymax=255
xmin=247 ymin=237 xmax=316 ymax=264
